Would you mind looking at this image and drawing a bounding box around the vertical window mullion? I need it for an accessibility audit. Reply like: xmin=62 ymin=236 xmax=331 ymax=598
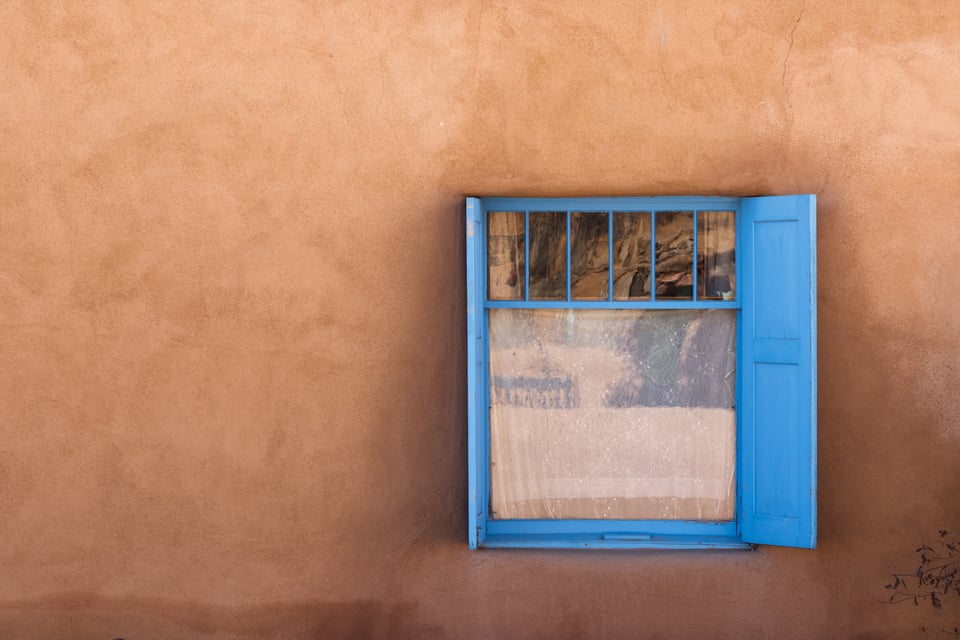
xmin=566 ymin=211 xmax=572 ymax=301
xmin=524 ymin=210 xmax=530 ymax=302
xmin=650 ymin=211 xmax=657 ymax=302
xmin=607 ymin=210 xmax=614 ymax=302
xmin=692 ymin=210 xmax=699 ymax=302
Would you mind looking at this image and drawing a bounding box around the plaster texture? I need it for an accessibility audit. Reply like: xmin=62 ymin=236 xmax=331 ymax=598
xmin=2 ymin=1 xmax=960 ymax=638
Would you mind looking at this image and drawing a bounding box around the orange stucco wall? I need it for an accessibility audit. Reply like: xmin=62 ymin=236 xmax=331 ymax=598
xmin=2 ymin=1 xmax=960 ymax=638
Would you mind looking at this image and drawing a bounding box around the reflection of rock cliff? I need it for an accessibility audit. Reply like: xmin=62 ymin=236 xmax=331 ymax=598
xmin=570 ymin=213 xmax=609 ymax=299
xmin=487 ymin=212 xmax=524 ymax=299
xmin=612 ymin=212 xmax=650 ymax=298
xmin=528 ymin=212 xmax=566 ymax=299
xmin=653 ymin=212 xmax=693 ymax=298
xmin=486 ymin=210 xmax=736 ymax=301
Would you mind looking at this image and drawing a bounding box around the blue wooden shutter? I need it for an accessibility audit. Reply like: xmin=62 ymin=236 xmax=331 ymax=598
xmin=465 ymin=197 xmax=488 ymax=548
xmin=739 ymin=195 xmax=817 ymax=548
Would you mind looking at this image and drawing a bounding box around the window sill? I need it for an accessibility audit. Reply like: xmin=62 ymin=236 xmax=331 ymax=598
xmin=479 ymin=533 xmax=753 ymax=550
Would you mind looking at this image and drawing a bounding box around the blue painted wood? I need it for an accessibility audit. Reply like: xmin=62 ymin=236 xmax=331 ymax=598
xmin=483 ymin=196 xmax=740 ymax=212
xmin=487 ymin=518 xmax=736 ymax=537
xmin=607 ymin=211 xmax=614 ymax=301
xmin=523 ymin=211 xmax=530 ymax=302
xmin=465 ymin=197 xmax=487 ymax=548
xmin=650 ymin=211 xmax=657 ymax=301
xmin=468 ymin=195 xmax=815 ymax=551
xmin=566 ymin=211 xmax=572 ymax=300
xmin=692 ymin=210 xmax=699 ymax=301
xmin=739 ymin=195 xmax=817 ymax=549
xmin=481 ymin=534 xmax=750 ymax=550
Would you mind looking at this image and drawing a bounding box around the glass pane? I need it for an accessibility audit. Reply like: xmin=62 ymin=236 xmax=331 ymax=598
xmin=488 ymin=308 xmax=736 ymax=521
xmin=612 ymin=212 xmax=651 ymax=300
xmin=655 ymin=211 xmax=694 ymax=300
xmin=528 ymin=211 xmax=566 ymax=300
xmin=487 ymin=211 xmax=524 ymax=300
xmin=570 ymin=212 xmax=609 ymax=300
xmin=698 ymin=211 xmax=736 ymax=300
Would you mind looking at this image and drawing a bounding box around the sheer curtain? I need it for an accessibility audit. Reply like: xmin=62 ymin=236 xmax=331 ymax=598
xmin=488 ymin=308 xmax=736 ymax=521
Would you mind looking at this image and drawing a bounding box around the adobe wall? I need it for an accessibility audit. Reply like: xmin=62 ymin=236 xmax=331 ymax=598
xmin=1 ymin=1 xmax=959 ymax=638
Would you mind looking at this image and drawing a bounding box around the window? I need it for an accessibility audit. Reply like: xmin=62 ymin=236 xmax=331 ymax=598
xmin=466 ymin=196 xmax=816 ymax=550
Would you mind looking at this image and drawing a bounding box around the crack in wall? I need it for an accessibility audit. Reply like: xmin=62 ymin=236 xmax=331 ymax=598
xmin=781 ymin=0 xmax=806 ymax=88
xmin=780 ymin=0 xmax=806 ymax=152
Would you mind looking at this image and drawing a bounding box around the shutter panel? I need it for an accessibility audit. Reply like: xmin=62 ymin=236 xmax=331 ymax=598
xmin=465 ymin=197 xmax=487 ymax=548
xmin=739 ymin=195 xmax=817 ymax=548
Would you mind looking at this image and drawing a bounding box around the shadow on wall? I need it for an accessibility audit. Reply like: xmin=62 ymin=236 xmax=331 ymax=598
xmin=0 ymin=594 xmax=442 ymax=640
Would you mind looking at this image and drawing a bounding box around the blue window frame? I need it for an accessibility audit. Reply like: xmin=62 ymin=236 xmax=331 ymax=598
xmin=466 ymin=196 xmax=817 ymax=550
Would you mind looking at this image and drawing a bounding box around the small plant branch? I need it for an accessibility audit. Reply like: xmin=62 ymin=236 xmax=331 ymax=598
xmin=883 ymin=530 xmax=960 ymax=611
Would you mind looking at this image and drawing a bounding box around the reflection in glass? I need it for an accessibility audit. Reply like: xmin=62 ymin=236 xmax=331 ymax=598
xmin=570 ymin=212 xmax=609 ymax=300
xmin=488 ymin=308 xmax=736 ymax=520
xmin=698 ymin=211 xmax=736 ymax=300
xmin=612 ymin=212 xmax=651 ymax=299
xmin=528 ymin=211 xmax=566 ymax=300
xmin=487 ymin=211 xmax=525 ymax=300
xmin=655 ymin=211 xmax=694 ymax=300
